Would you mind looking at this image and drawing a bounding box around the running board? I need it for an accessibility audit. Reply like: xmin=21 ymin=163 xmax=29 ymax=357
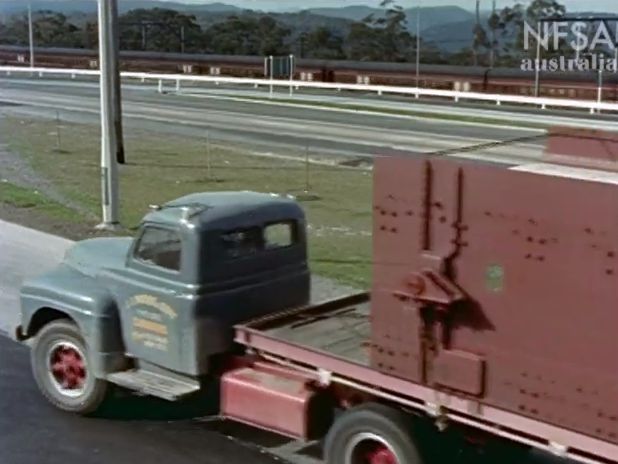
xmin=107 ymin=370 xmax=201 ymax=401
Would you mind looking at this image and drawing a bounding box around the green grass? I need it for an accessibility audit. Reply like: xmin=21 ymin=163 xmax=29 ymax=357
xmin=2 ymin=117 xmax=372 ymax=287
xmin=0 ymin=181 xmax=80 ymax=223
xmin=213 ymin=93 xmax=545 ymax=130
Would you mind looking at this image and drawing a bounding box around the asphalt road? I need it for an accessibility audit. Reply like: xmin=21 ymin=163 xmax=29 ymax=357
xmin=0 ymin=335 xmax=297 ymax=464
xmin=0 ymin=77 xmax=546 ymax=164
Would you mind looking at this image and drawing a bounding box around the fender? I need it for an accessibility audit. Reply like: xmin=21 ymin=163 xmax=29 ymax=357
xmin=20 ymin=264 xmax=128 ymax=377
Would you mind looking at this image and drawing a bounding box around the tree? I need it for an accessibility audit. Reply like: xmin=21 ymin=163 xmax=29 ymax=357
xmin=304 ymin=26 xmax=345 ymax=60
xmin=347 ymin=0 xmax=414 ymax=62
xmin=204 ymin=15 xmax=290 ymax=56
xmin=495 ymin=0 xmax=566 ymax=65
xmin=347 ymin=21 xmax=383 ymax=61
xmin=119 ymin=8 xmax=202 ymax=53
xmin=82 ymin=21 xmax=98 ymax=50
xmin=34 ymin=11 xmax=81 ymax=47
xmin=488 ymin=1 xmax=500 ymax=66
xmin=472 ymin=0 xmax=490 ymax=66
xmin=0 ymin=10 xmax=81 ymax=48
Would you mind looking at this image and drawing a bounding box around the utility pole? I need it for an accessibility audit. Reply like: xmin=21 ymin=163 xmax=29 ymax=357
xmin=490 ymin=0 xmax=496 ymax=68
xmin=473 ymin=0 xmax=480 ymax=67
xmin=180 ymin=25 xmax=185 ymax=54
xmin=534 ymin=20 xmax=542 ymax=98
xmin=96 ymin=0 xmax=121 ymax=229
xmin=299 ymin=33 xmax=306 ymax=59
xmin=415 ymin=1 xmax=421 ymax=89
xmin=141 ymin=23 xmax=147 ymax=50
xmin=110 ymin=0 xmax=125 ymax=165
xmin=27 ymin=2 xmax=34 ymax=67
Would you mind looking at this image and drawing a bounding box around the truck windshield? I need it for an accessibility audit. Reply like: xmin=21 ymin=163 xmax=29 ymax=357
xmin=134 ymin=226 xmax=182 ymax=271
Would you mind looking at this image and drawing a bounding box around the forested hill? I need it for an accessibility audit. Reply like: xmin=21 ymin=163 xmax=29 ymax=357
xmin=0 ymin=0 xmax=580 ymax=67
xmin=0 ymin=1 xmax=241 ymax=15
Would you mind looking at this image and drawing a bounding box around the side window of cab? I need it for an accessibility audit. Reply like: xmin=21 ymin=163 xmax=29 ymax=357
xmin=133 ymin=226 xmax=182 ymax=272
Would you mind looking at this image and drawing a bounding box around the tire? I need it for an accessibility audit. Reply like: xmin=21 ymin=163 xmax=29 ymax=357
xmin=324 ymin=403 xmax=424 ymax=464
xmin=31 ymin=320 xmax=109 ymax=415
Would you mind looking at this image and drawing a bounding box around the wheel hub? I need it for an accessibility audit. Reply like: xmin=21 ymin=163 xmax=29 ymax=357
xmin=48 ymin=342 xmax=87 ymax=396
xmin=365 ymin=445 xmax=398 ymax=464
xmin=346 ymin=432 xmax=400 ymax=464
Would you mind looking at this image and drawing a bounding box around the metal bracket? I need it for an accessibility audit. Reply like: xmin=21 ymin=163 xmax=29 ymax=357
xmin=549 ymin=442 xmax=569 ymax=458
xmin=317 ymin=369 xmax=332 ymax=387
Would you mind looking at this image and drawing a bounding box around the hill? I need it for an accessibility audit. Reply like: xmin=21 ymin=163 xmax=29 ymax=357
xmin=305 ymin=5 xmax=473 ymax=33
xmin=403 ymin=6 xmax=473 ymax=32
xmin=303 ymin=5 xmax=380 ymax=22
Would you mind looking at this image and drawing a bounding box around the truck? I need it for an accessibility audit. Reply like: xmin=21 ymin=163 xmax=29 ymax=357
xmin=15 ymin=145 xmax=618 ymax=464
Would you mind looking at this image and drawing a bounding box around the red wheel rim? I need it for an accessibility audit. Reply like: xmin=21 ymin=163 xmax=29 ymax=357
xmin=48 ymin=342 xmax=87 ymax=395
xmin=365 ymin=444 xmax=398 ymax=464
xmin=346 ymin=433 xmax=400 ymax=464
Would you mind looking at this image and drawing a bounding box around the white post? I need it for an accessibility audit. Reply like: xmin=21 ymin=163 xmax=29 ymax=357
xmin=96 ymin=0 xmax=120 ymax=229
xmin=269 ymin=55 xmax=274 ymax=99
xmin=28 ymin=2 xmax=34 ymax=68
xmin=289 ymin=54 xmax=294 ymax=97
xmin=595 ymin=67 xmax=603 ymax=114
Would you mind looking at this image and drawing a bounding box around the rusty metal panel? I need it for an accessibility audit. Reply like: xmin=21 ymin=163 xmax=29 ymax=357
xmin=371 ymin=156 xmax=428 ymax=383
xmin=221 ymin=363 xmax=330 ymax=440
xmin=433 ymin=350 xmax=485 ymax=396
xmin=371 ymin=155 xmax=618 ymax=446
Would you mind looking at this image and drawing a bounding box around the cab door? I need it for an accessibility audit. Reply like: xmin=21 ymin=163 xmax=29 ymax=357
xmin=115 ymin=224 xmax=190 ymax=371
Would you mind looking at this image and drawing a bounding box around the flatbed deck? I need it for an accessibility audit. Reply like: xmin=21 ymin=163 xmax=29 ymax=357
xmin=253 ymin=295 xmax=371 ymax=365
xmin=235 ymin=293 xmax=618 ymax=464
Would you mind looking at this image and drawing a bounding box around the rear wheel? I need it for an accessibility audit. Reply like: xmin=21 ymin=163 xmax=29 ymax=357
xmin=31 ymin=320 xmax=109 ymax=414
xmin=324 ymin=403 xmax=424 ymax=464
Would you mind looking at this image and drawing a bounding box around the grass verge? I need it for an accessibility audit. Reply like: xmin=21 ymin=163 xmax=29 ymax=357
xmin=0 ymin=181 xmax=81 ymax=224
xmin=1 ymin=117 xmax=372 ymax=287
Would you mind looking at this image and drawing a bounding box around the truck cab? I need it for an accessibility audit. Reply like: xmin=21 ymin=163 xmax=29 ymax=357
xmin=18 ymin=192 xmax=310 ymax=412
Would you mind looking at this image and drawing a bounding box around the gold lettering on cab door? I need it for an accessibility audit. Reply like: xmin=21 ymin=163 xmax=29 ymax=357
xmin=127 ymin=294 xmax=178 ymax=351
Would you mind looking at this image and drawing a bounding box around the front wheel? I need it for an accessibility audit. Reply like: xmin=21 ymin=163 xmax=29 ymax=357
xmin=31 ymin=320 xmax=109 ymax=414
xmin=324 ymin=403 xmax=424 ymax=464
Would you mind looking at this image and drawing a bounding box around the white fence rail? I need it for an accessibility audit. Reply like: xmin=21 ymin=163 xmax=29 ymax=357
xmin=2 ymin=65 xmax=618 ymax=115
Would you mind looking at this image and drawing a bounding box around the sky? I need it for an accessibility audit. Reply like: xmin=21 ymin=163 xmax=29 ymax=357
xmin=175 ymin=0 xmax=618 ymax=13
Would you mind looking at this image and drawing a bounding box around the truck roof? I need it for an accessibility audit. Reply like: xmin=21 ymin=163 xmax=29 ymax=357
xmin=142 ymin=191 xmax=304 ymax=231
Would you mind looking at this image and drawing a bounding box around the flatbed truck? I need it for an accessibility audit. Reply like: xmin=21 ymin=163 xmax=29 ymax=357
xmin=15 ymin=152 xmax=618 ymax=464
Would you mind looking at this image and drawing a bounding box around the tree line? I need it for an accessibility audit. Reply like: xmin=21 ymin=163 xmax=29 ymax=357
xmin=0 ymin=0 xmax=567 ymax=66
